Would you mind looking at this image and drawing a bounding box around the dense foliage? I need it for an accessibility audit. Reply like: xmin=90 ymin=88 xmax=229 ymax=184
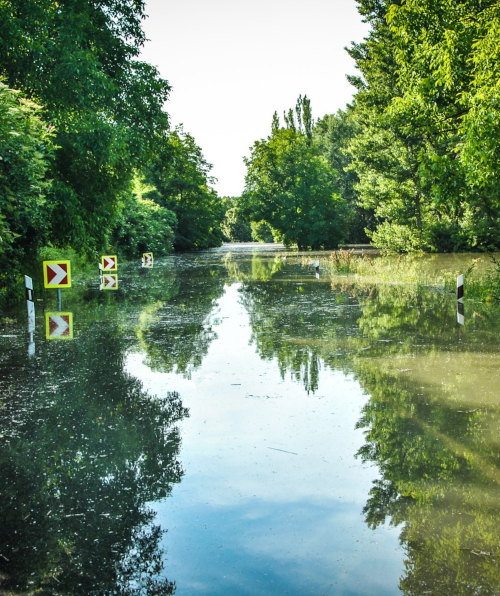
xmin=1 ymin=0 xmax=499 ymax=298
xmin=0 ymin=0 xmax=223 ymax=298
xmin=345 ymin=0 xmax=500 ymax=252
xmin=241 ymin=1 xmax=499 ymax=252
xmin=146 ymin=128 xmax=225 ymax=251
xmin=0 ymin=83 xmax=53 ymax=275
xmin=242 ymin=97 xmax=346 ymax=250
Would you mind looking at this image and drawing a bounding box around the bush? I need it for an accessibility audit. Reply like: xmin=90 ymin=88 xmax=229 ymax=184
xmin=368 ymin=222 xmax=429 ymax=253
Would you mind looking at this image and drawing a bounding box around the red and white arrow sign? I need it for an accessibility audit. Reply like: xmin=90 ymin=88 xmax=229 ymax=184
xmin=49 ymin=314 xmax=70 ymax=337
xmin=102 ymin=255 xmax=117 ymax=271
xmin=47 ymin=263 xmax=68 ymax=286
xmin=103 ymin=274 xmax=118 ymax=289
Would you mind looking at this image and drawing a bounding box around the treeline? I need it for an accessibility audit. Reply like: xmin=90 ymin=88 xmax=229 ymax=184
xmin=235 ymin=0 xmax=500 ymax=252
xmin=0 ymin=0 xmax=223 ymax=295
xmin=2 ymin=0 xmax=499 ymax=295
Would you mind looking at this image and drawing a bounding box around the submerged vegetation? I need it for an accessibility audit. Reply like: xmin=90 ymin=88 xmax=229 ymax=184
xmin=322 ymin=251 xmax=500 ymax=303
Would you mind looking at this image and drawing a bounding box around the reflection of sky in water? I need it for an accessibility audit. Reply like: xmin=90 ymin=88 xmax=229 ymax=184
xmin=126 ymin=283 xmax=403 ymax=595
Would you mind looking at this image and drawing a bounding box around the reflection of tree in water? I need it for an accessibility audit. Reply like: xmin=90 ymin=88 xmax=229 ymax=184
xmin=355 ymin=360 xmax=500 ymax=594
xmin=0 ymin=324 xmax=188 ymax=594
xmin=354 ymin=281 xmax=500 ymax=354
xmin=241 ymin=258 xmax=500 ymax=592
xmin=349 ymin=283 xmax=500 ymax=593
xmin=140 ymin=259 xmax=227 ymax=377
xmin=223 ymin=252 xmax=287 ymax=282
xmin=241 ymin=276 xmax=362 ymax=393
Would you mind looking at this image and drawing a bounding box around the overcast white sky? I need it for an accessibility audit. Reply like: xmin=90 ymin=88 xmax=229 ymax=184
xmin=140 ymin=0 xmax=369 ymax=197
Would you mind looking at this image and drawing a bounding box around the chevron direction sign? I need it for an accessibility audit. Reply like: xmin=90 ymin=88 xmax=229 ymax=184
xmin=142 ymin=252 xmax=154 ymax=268
xmin=43 ymin=260 xmax=71 ymax=288
xmin=101 ymin=273 xmax=118 ymax=290
xmin=45 ymin=312 xmax=73 ymax=340
xmin=101 ymin=255 xmax=118 ymax=271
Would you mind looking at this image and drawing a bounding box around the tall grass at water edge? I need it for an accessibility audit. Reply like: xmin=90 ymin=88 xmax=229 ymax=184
xmin=320 ymin=250 xmax=500 ymax=302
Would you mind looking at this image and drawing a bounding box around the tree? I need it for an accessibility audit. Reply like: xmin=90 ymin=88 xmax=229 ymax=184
xmin=0 ymin=82 xmax=53 ymax=275
xmin=221 ymin=196 xmax=252 ymax=242
xmin=242 ymin=104 xmax=346 ymax=250
xmin=0 ymin=0 xmax=171 ymax=255
xmin=346 ymin=0 xmax=500 ymax=252
xmin=112 ymin=175 xmax=177 ymax=259
xmin=314 ymin=109 xmax=373 ymax=242
xmin=385 ymin=0 xmax=500 ymax=249
xmin=148 ymin=128 xmax=224 ymax=251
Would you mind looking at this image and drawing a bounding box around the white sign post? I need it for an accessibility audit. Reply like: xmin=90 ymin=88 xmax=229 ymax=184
xmin=25 ymin=275 xmax=35 ymax=357
xmin=457 ymin=274 xmax=465 ymax=325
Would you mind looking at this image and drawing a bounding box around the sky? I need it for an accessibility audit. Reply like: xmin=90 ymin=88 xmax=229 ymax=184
xmin=140 ymin=0 xmax=370 ymax=197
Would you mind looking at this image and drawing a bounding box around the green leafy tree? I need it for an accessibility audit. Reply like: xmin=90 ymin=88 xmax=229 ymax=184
xmin=250 ymin=220 xmax=277 ymax=243
xmin=0 ymin=0 xmax=171 ymax=256
xmin=112 ymin=176 xmax=177 ymax=259
xmin=347 ymin=0 xmax=500 ymax=252
xmin=242 ymin=104 xmax=346 ymax=250
xmin=314 ymin=109 xmax=372 ymax=242
xmin=385 ymin=0 xmax=500 ymax=249
xmin=148 ymin=128 xmax=224 ymax=250
xmin=0 ymin=82 xmax=53 ymax=276
xmin=221 ymin=196 xmax=252 ymax=242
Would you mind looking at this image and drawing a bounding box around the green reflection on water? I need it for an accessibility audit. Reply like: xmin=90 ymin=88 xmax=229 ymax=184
xmin=0 ymin=315 xmax=187 ymax=593
xmin=233 ymin=251 xmax=500 ymax=595
xmin=1 ymin=249 xmax=499 ymax=594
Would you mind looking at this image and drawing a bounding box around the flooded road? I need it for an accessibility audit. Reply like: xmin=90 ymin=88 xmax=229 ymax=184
xmin=0 ymin=245 xmax=499 ymax=594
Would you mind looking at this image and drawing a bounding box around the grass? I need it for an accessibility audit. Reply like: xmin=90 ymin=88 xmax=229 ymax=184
xmin=322 ymin=251 xmax=500 ymax=302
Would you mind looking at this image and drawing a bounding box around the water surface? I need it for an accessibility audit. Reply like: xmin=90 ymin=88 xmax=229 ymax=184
xmin=0 ymin=245 xmax=498 ymax=594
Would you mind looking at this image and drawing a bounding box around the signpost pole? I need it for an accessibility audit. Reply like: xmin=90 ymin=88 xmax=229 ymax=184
xmin=57 ymin=288 xmax=62 ymax=310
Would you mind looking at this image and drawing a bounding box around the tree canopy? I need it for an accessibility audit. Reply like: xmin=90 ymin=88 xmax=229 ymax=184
xmin=242 ymin=99 xmax=346 ymax=250
xmin=344 ymin=0 xmax=500 ymax=252
xmin=0 ymin=0 xmax=223 ymax=300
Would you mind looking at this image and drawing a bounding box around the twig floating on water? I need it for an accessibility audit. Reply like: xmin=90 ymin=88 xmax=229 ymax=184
xmin=268 ymin=447 xmax=298 ymax=455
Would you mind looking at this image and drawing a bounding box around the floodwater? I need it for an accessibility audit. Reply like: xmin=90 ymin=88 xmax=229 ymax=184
xmin=0 ymin=244 xmax=499 ymax=595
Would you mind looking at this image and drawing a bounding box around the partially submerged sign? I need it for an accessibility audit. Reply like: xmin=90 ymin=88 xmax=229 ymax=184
xmin=25 ymin=275 xmax=35 ymax=357
xmin=43 ymin=260 xmax=71 ymax=289
xmin=25 ymin=275 xmax=35 ymax=332
xmin=142 ymin=252 xmax=154 ymax=268
xmin=101 ymin=255 xmax=118 ymax=271
xmin=101 ymin=273 xmax=118 ymax=290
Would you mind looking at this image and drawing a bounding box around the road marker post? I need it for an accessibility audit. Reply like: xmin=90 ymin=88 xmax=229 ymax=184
xmin=25 ymin=275 xmax=35 ymax=357
xmin=457 ymin=274 xmax=465 ymax=325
